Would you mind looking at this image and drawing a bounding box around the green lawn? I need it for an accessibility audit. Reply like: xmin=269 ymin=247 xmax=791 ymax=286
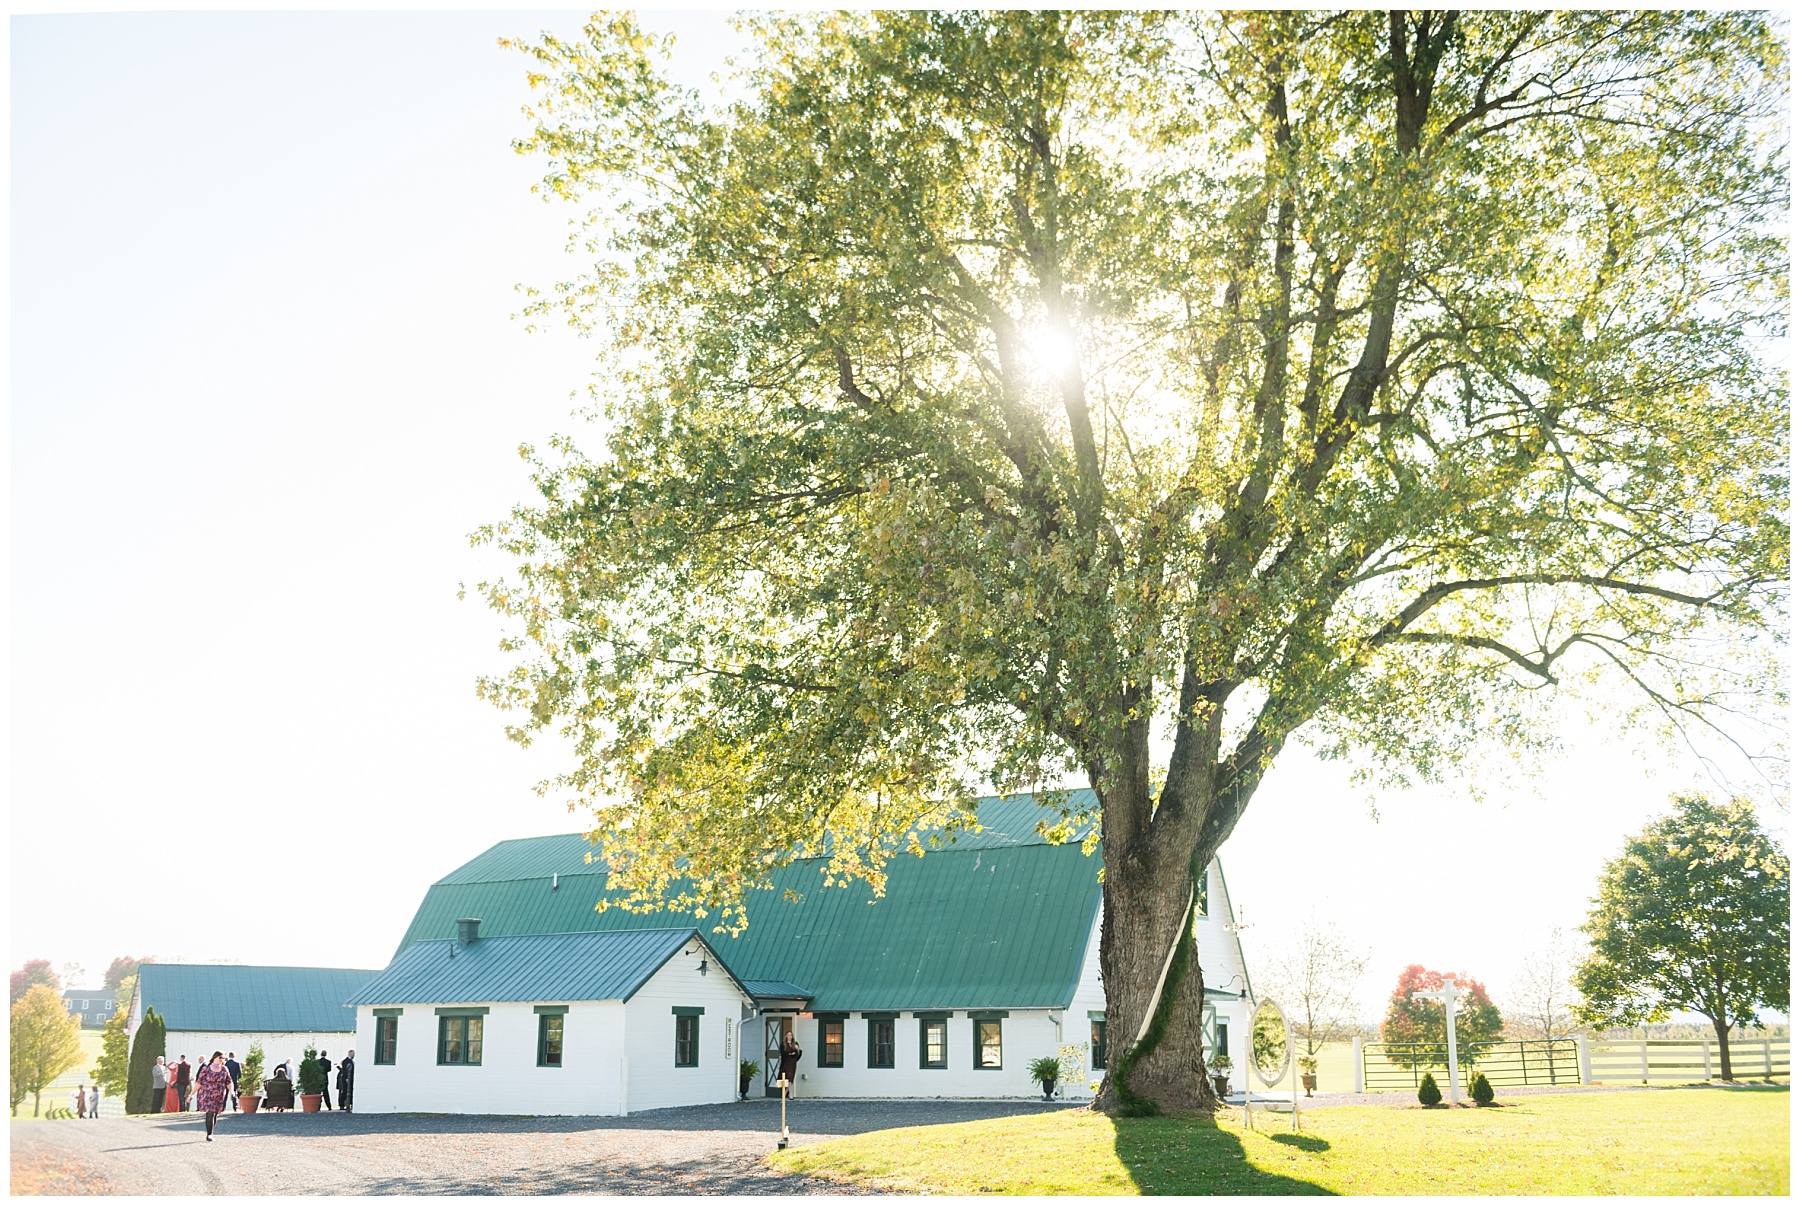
xmin=771 ymin=1086 xmax=1789 ymax=1195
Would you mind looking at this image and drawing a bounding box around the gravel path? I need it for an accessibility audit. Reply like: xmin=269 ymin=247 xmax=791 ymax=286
xmin=10 ymin=1099 xmax=1078 ymax=1196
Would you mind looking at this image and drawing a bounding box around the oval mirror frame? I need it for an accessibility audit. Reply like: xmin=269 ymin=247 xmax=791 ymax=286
xmin=1250 ymin=1000 xmax=1292 ymax=1087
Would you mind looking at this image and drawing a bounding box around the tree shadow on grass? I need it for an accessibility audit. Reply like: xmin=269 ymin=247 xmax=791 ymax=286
xmin=1270 ymin=1132 xmax=1331 ymax=1153
xmin=1112 ymin=1112 xmax=1333 ymax=1195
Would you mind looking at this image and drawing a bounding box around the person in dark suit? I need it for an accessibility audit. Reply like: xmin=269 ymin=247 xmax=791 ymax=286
xmin=225 ymin=1052 xmax=241 ymax=1110
xmin=174 ymin=1057 xmax=192 ymax=1112
xmin=336 ymin=1050 xmax=354 ymax=1113
xmin=316 ymin=1051 xmax=333 ymax=1110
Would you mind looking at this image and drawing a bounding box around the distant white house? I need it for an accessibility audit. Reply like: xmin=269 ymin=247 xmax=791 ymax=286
xmin=129 ymin=963 xmax=379 ymax=1070
xmin=347 ymin=924 xmax=753 ymax=1115
xmin=353 ymin=792 xmax=1256 ymax=1114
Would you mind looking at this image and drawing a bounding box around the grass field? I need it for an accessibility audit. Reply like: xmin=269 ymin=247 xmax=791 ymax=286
xmin=770 ymin=1085 xmax=1788 ymax=1195
xmin=10 ymin=1031 xmax=107 ymax=1120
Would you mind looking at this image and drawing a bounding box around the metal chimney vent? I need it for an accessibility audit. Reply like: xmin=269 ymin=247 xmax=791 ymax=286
xmin=456 ymin=918 xmax=482 ymax=945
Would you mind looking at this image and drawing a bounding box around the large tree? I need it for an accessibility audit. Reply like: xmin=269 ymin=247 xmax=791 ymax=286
xmin=481 ymin=11 xmax=1786 ymax=1112
xmin=1573 ymin=795 xmax=1789 ymax=1080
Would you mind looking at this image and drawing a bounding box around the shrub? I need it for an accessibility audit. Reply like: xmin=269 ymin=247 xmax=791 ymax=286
xmin=297 ymin=1045 xmax=327 ymax=1096
xmin=1028 ymin=1055 xmax=1062 ymax=1083
xmin=1298 ymin=1053 xmax=1319 ymax=1075
xmin=1418 ymin=1072 xmax=1442 ymax=1106
xmin=1471 ymin=1071 xmax=1495 ymax=1104
xmin=124 ymin=1009 xmax=164 ymax=1115
xmin=738 ymin=1058 xmax=759 ymax=1082
xmin=239 ymin=1043 xmax=265 ymax=1098
xmin=1208 ymin=1050 xmax=1234 ymax=1074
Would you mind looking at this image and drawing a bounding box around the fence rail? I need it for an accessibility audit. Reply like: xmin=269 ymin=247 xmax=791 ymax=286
xmin=1355 ymin=1036 xmax=1789 ymax=1091
xmin=1587 ymin=1038 xmax=1789 ymax=1085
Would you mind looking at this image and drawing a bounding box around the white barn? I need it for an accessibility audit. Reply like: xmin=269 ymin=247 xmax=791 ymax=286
xmin=128 ymin=963 xmax=379 ymax=1072
xmin=356 ymin=792 xmax=1256 ymax=1113
xmin=346 ymin=925 xmax=753 ymax=1115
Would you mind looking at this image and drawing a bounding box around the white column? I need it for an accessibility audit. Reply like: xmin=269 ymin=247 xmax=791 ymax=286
xmin=1763 ymin=1038 xmax=1772 ymax=1078
xmin=1702 ymin=1039 xmax=1712 ymax=1081
xmin=1351 ymin=1036 xmax=1364 ymax=1093
xmin=1576 ymin=1036 xmax=1591 ymax=1085
xmin=1639 ymin=1040 xmax=1649 ymax=1083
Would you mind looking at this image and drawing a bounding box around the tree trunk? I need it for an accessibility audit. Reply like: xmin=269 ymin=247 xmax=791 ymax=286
xmin=1711 ymin=1015 xmax=1734 ymax=1082
xmin=1092 ymin=772 xmax=1220 ymax=1115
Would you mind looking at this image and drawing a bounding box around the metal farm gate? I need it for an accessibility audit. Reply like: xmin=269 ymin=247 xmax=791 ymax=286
xmin=1359 ymin=1039 xmax=1580 ymax=1091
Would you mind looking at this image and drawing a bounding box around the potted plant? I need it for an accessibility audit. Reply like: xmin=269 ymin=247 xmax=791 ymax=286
xmin=1298 ymin=1053 xmax=1318 ymax=1097
xmin=238 ymin=1043 xmax=265 ymax=1114
xmin=297 ymin=1045 xmax=327 ymax=1113
xmin=1208 ymin=1051 xmax=1234 ymax=1101
xmin=738 ymin=1059 xmax=760 ymax=1100
xmin=1028 ymin=1056 xmax=1062 ymax=1101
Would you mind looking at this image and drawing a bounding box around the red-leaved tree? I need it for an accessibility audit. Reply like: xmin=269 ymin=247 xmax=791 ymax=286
xmin=1381 ymin=965 xmax=1504 ymax=1071
xmin=9 ymin=959 xmax=58 ymax=1005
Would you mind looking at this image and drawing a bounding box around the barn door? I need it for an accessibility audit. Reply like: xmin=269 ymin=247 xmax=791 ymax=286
xmin=763 ymin=1017 xmax=793 ymax=1097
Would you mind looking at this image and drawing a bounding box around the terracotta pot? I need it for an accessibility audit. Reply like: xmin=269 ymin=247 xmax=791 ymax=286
xmin=240 ymin=1096 xmax=261 ymax=1114
xmin=300 ymin=1094 xmax=323 ymax=1113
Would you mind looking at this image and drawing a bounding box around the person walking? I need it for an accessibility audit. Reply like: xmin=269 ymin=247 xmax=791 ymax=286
xmin=150 ymin=1057 xmax=168 ymax=1114
xmin=777 ymin=1032 xmax=803 ymax=1095
xmin=195 ymin=1052 xmax=232 ymax=1142
xmin=74 ymin=1086 xmax=88 ymax=1119
xmin=175 ymin=1056 xmax=192 ymax=1112
xmin=225 ymin=1052 xmax=241 ymax=1111
xmin=335 ymin=1050 xmax=354 ymax=1113
xmin=89 ymin=1085 xmax=102 ymax=1119
xmin=316 ymin=1051 xmax=333 ymax=1110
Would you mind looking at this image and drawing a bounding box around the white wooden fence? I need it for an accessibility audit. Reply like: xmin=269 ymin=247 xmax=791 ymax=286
xmin=1581 ymin=1036 xmax=1789 ymax=1085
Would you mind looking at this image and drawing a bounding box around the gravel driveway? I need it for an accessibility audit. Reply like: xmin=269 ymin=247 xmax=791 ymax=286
xmin=11 ymin=1098 xmax=1078 ymax=1195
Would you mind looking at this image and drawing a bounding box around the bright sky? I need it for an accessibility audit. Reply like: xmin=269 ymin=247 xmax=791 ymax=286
xmin=10 ymin=10 xmax=1784 ymax=1023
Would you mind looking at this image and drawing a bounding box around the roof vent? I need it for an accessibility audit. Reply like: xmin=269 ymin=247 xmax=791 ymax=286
xmin=456 ymin=918 xmax=482 ymax=945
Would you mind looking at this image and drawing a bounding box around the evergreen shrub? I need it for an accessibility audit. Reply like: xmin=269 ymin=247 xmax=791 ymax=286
xmin=1417 ymin=1071 xmax=1442 ymax=1106
xmin=297 ymin=1045 xmax=327 ymax=1096
xmin=1471 ymin=1071 xmax=1495 ymax=1104
xmin=124 ymin=1009 xmax=164 ymax=1115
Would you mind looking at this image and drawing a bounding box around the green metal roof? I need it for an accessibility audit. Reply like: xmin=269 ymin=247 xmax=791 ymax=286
xmin=348 ymin=928 xmax=744 ymax=1007
xmin=137 ymin=963 xmax=379 ymax=1033
xmin=393 ymin=793 xmax=1105 ymax=1013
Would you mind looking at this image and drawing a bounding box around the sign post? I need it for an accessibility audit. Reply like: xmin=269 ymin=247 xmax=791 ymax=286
xmin=1411 ymin=984 xmax=1466 ymax=1105
xmin=778 ymin=1077 xmax=790 ymax=1149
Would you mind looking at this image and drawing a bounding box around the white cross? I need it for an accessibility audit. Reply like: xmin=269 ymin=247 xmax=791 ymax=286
xmin=1411 ymin=983 xmax=1466 ymax=1104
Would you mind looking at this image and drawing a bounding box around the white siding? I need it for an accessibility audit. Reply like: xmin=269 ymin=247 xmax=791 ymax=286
xmin=164 ymin=1031 xmax=353 ymax=1071
xmin=354 ymin=1000 xmax=628 ymax=1116
xmin=780 ymin=1008 xmax=1062 ymax=1099
xmin=620 ymin=945 xmax=750 ymax=1113
xmin=351 ymin=939 xmax=749 ymax=1117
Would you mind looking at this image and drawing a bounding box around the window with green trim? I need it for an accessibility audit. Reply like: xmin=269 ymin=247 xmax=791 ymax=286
xmin=819 ymin=1019 xmax=844 ymax=1067
xmin=919 ymin=1018 xmax=947 ymax=1069
xmin=1090 ymin=1019 xmax=1106 ymax=1070
xmin=675 ymin=1014 xmax=699 ymax=1067
xmin=438 ymin=1015 xmax=482 ymax=1065
xmin=374 ymin=1017 xmax=398 ymax=1066
xmin=538 ymin=1014 xmax=564 ymax=1067
xmin=974 ymin=1019 xmax=1002 ymax=1069
xmin=867 ymin=1018 xmax=895 ymax=1068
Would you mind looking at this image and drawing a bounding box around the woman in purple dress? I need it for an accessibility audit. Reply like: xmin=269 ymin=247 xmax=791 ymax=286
xmin=194 ymin=1052 xmax=233 ymax=1141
